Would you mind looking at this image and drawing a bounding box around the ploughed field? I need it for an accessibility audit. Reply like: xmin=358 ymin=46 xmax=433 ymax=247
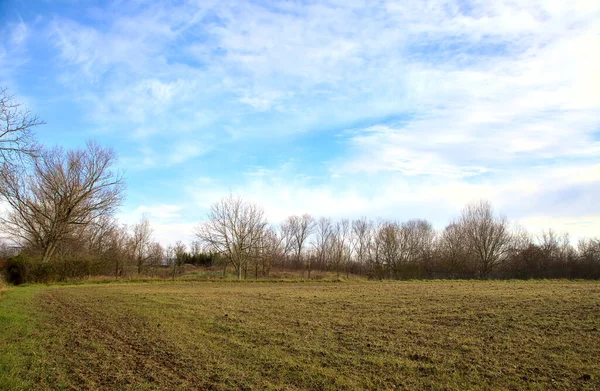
xmin=1 ymin=281 xmax=599 ymax=390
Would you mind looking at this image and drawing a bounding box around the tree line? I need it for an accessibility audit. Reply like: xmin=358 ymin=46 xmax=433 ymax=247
xmin=195 ymin=195 xmax=600 ymax=280
xmin=1 ymin=87 xmax=599 ymax=283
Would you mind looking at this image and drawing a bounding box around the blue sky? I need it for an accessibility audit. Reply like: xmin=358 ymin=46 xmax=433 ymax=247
xmin=1 ymin=0 xmax=599 ymax=244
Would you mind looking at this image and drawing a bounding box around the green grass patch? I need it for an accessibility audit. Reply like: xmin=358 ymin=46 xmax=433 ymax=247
xmin=0 ymin=285 xmax=70 ymax=390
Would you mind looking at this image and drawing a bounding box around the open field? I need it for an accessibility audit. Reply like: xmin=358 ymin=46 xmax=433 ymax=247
xmin=1 ymin=281 xmax=599 ymax=390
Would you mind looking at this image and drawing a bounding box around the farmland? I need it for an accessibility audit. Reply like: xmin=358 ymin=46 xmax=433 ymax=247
xmin=1 ymin=280 xmax=599 ymax=390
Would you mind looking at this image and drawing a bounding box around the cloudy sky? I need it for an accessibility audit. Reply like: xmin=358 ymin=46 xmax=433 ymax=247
xmin=1 ymin=0 xmax=599 ymax=244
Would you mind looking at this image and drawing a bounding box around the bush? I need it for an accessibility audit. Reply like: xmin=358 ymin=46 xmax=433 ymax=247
xmin=55 ymin=257 xmax=92 ymax=281
xmin=32 ymin=261 xmax=55 ymax=283
xmin=4 ymin=254 xmax=31 ymax=285
xmin=3 ymin=254 xmax=58 ymax=285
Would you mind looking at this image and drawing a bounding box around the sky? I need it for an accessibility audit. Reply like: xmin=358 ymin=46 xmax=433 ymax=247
xmin=1 ymin=0 xmax=599 ymax=245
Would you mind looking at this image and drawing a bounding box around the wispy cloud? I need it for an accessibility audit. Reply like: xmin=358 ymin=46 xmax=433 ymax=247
xmin=0 ymin=20 xmax=30 ymax=81
xmin=3 ymin=0 xmax=599 ymax=244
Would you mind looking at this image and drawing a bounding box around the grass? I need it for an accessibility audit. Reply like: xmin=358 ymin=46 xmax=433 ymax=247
xmin=0 ymin=279 xmax=8 ymax=296
xmin=1 ymin=280 xmax=599 ymax=390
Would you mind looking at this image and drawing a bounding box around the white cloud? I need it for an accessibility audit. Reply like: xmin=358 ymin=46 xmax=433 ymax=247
xmin=0 ymin=21 xmax=30 ymax=80
xmin=185 ymin=161 xmax=600 ymax=243
xmin=518 ymin=216 xmax=600 ymax=243
xmin=117 ymin=204 xmax=196 ymax=246
xmin=334 ymin=15 xmax=600 ymax=176
xmin=6 ymin=0 xmax=600 ymax=245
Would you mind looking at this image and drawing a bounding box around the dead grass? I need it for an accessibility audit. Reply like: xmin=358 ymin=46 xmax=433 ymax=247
xmin=1 ymin=280 xmax=600 ymax=390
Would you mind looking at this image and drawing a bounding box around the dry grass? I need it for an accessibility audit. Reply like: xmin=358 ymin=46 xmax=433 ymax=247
xmin=1 ymin=280 xmax=600 ymax=390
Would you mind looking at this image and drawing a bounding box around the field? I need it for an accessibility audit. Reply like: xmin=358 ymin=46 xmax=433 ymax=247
xmin=1 ymin=281 xmax=599 ymax=390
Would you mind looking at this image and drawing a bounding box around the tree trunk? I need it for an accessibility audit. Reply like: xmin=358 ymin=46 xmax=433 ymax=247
xmin=42 ymin=243 xmax=56 ymax=264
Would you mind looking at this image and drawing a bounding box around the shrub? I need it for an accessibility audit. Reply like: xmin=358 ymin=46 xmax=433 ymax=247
xmin=3 ymin=254 xmax=59 ymax=284
xmin=31 ymin=261 xmax=56 ymax=283
xmin=4 ymin=254 xmax=31 ymax=285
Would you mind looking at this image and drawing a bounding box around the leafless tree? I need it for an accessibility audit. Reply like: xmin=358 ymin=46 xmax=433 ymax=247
xmin=278 ymin=218 xmax=296 ymax=270
xmin=537 ymin=229 xmax=572 ymax=259
xmin=351 ymin=217 xmax=371 ymax=265
xmin=311 ymin=217 xmax=333 ymax=275
xmin=459 ymin=200 xmax=511 ymax=278
xmin=364 ymin=221 xmax=385 ymax=279
xmin=350 ymin=217 xmax=373 ymax=276
xmin=196 ymin=195 xmax=268 ymax=280
xmin=374 ymin=221 xmax=398 ymax=278
xmin=282 ymin=214 xmax=315 ymax=277
xmin=252 ymin=227 xmax=282 ymax=278
xmin=106 ymin=223 xmax=131 ymax=278
xmin=131 ymin=216 xmax=154 ymax=274
xmin=578 ymin=238 xmax=600 ymax=277
xmin=147 ymin=242 xmax=164 ymax=269
xmin=398 ymin=219 xmax=435 ymax=278
xmin=190 ymin=240 xmax=203 ymax=256
xmin=437 ymin=221 xmax=472 ymax=278
xmin=578 ymin=238 xmax=600 ymax=259
xmin=0 ymin=87 xmax=43 ymax=169
xmin=0 ymin=141 xmax=125 ymax=263
xmin=330 ymin=219 xmax=351 ymax=277
xmin=172 ymin=240 xmax=186 ymax=279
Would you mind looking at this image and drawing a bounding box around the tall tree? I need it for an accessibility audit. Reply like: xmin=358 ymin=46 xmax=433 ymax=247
xmin=131 ymin=216 xmax=154 ymax=274
xmin=459 ymin=200 xmax=511 ymax=278
xmin=438 ymin=222 xmax=472 ymax=278
xmin=196 ymin=195 xmax=268 ymax=280
xmin=0 ymin=141 xmax=124 ymax=263
xmin=172 ymin=240 xmax=187 ymax=279
xmin=351 ymin=217 xmax=372 ymax=275
xmin=282 ymin=214 xmax=315 ymax=277
xmin=311 ymin=217 xmax=333 ymax=274
xmin=330 ymin=219 xmax=351 ymax=277
xmin=375 ymin=221 xmax=399 ymax=278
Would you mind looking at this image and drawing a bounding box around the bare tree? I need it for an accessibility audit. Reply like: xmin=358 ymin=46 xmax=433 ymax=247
xmin=311 ymin=217 xmax=333 ymax=275
xmin=131 ymin=216 xmax=154 ymax=274
xmin=0 ymin=87 xmax=43 ymax=169
xmin=0 ymin=141 xmax=125 ymax=263
xmin=365 ymin=221 xmax=386 ymax=279
xmin=260 ymin=227 xmax=285 ymax=277
xmin=196 ymin=195 xmax=268 ymax=280
xmin=438 ymin=221 xmax=472 ymax=278
xmin=147 ymin=242 xmax=164 ymax=270
xmin=278 ymin=218 xmax=296 ymax=270
xmin=375 ymin=221 xmax=398 ymax=278
xmin=537 ymin=229 xmax=572 ymax=260
xmin=396 ymin=219 xmax=435 ymax=278
xmin=172 ymin=240 xmax=186 ymax=279
xmin=351 ymin=217 xmax=372 ymax=276
xmin=282 ymin=214 xmax=315 ymax=277
xmin=578 ymin=238 xmax=600 ymax=277
xmin=459 ymin=200 xmax=511 ymax=278
xmin=190 ymin=240 xmax=203 ymax=256
xmin=330 ymin=219 xmax=351 ymax=277
xmin=106 ymin=223 xmax=131 ymax=278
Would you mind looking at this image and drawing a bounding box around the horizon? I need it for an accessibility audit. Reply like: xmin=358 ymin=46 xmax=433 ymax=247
xmin=1 ymin=0 xmax=598 ymax=245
